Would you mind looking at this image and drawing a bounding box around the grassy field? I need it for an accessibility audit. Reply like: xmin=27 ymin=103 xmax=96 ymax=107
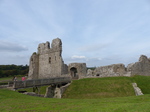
xmin=0 ymin=75 xmax=150 ymax=111
xmin=0 ymin=76 xmax=23 ymax=85
xmin=0 ymin=89 xmax=150 ymax=112
xmin=0 ymin=76 xmax=24 ymax=81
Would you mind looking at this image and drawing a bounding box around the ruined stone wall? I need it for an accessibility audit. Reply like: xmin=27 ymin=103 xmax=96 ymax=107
xmin=28 ymin=52 xmax=39 ymax=79
xmin=93 ymin=64 xmax=127 ymax=77
xmin=28 ymin=38 xmax=68 ymax=79
xmin=68 ymin=63 xmax=87 ymax=79
xmin=128 ymin=55 xmax=150 ymax=76
xmin=92 ymin=55 xmax=150 ymax=77
xmin=28 ymin=38 xmax=150 ymax=80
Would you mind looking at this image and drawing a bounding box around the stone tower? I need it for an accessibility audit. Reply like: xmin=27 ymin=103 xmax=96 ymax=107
xmin=28 ymin=38 xmax=68 ymax=79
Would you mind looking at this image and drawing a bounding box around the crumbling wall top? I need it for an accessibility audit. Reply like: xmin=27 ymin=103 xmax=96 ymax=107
xmin=51 ymin=38 xmax=62 ymax=50
xmin=139 ymin=55 xmax=149 ymax=63
xmin=37 ymin=38 xmax=62 ymax=54
xmin=38 ymin=41 xmax=50 ymax=54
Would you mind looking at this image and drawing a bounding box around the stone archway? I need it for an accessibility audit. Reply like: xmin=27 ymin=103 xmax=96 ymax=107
xmin=70 ymin=67 xmax=78 ymax=79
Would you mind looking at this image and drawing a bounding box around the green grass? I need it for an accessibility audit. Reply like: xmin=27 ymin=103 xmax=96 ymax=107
xmin=16 ymin=75 xmax=150 ymax=98
xmin=1 ymin=75 xmax=150 ymax=111
xmin=63 ymin=77 xmax=135 ymax=99
xmin=0 ymin=76 xmax=23 ymax=81
xmin=0 ymin=77 xmax=13 ymax=85
xmin=63 ymin=76 xmax=150 ymax=99
xmin=131 ymin=75 xmax=150 ymax=94
xmin=0 ymin=76 xmax=23 ymax=85
xmin=0 ymin=89 xmax=150 ymax=112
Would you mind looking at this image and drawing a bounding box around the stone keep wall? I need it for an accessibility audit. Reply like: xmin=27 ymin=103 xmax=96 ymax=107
xmin=68 ymin=63 xmax=87 ymax=79
xmin=94 ymin=64 xmax=127 ymax=77
xmin=28 ymin=52 xmax=39 ymax=79
xmin=127 ymin=55 xmax=150 ymax=76
xmin=28 ymin=38 xmax=68 ymax=79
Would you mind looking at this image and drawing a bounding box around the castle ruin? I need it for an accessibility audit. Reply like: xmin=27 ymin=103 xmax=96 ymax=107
xmin=88 ymin=55 xmax=150 ymax=78
xmin=28 ymin=38 xmax=150 ymax=80
xmin=28 ymin=38 xmax=87 ymax=80
xmin=28 ymin=38 xmax=68 ymax=79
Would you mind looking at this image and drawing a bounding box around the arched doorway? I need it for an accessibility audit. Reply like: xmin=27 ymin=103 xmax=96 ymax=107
xmin=70 ymin=67 xmax=78 ymax=79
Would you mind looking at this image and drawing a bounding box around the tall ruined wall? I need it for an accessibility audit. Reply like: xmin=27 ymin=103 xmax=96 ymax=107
xmin=28 ymin=38 xmax=68 ymax=79
xmin=28 ymin=52 xmax=39 ymax=79
xmin=93 ymin=64 xmax=127 ymax=77
xmin=128 ymin=55 xmax=150 ymax=76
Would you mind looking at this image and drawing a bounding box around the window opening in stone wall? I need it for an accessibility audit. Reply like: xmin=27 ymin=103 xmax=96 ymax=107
xmin=49 ymin=57 xmax=51 ymax=64
xmin=96 ymin=74 xmax=100 ymax=76
xmin=55 ymin=56 xmax=56 ymax=61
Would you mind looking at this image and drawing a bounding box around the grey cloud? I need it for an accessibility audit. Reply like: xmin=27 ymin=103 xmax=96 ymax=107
xmin=0 ymin=54 xmax=29 ymax=65
xmin=0 ymin=41 xmax=28 ymax=52
xmin=79 ymin=43 xmax=110 ymax=52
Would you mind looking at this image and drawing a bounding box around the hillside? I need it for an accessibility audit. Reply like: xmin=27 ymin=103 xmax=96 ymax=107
xmin=62 ymin=76 xmax=150 ymax=99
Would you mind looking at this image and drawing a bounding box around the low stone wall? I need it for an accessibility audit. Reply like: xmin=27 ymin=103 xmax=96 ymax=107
xmin=9 ymin=77 xmax=71 ymax=89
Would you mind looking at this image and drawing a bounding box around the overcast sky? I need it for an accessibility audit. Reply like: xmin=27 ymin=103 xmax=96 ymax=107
xmin=0 ymin=0 xmax=150 ymax=67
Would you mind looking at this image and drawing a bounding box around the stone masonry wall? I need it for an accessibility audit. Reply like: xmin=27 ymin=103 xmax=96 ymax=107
xmin=28 ymin=38 xmax=68 ymax=79
xmin=28 ymin=52 xmax=39 ymax=79
xmin=28 ymin=37 xmax=150 ymax=80
xmin=93 ymin=64 xmax=127 ymax=77
xmin=127 ymin=55 xmax=150 ymax=76
xmin=68 ymin=63 xmax=87 ymax=79
xmin=91 ymin=55 xmax=150 ymax=77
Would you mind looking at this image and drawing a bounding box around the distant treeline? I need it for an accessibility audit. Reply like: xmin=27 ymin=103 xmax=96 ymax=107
xmin=87 ymin=67 xmax=96 ymax=70
xmin=0 ymin=65 xmax=29 ymax=78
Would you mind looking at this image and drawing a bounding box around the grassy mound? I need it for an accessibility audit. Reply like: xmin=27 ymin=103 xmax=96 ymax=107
xmin=62 ymin=77 xmax=135 ymax=99
xmin=63 ymin=75 xmax=150 ymax=99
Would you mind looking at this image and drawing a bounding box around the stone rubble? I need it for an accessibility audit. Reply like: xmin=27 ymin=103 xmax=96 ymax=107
xmin=132 ymin=83 xmax=143 ymax=96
